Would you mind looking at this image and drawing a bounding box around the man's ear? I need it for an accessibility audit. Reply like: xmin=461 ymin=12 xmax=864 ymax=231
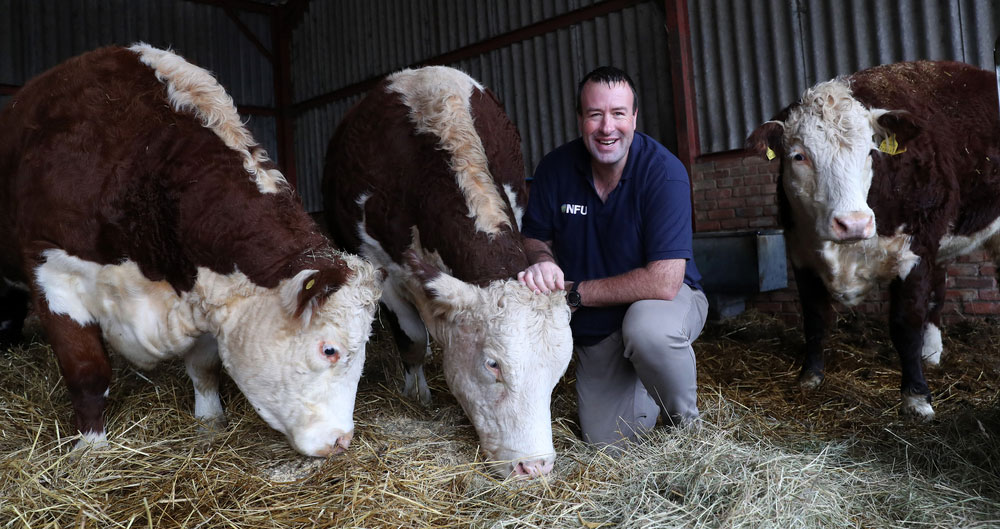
xmin=280 ymin=261 xmax=353 ymax=323
xmin=403 ymin=249 xmax=480 ymax=318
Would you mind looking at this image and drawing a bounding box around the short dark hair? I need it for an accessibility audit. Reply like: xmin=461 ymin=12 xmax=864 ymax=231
xmin=576 ymin=66 xmax=639 ymax=115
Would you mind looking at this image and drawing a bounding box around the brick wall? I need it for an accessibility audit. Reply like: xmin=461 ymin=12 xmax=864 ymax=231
xmin=691 ymin=152 xmax=1000 ymax=325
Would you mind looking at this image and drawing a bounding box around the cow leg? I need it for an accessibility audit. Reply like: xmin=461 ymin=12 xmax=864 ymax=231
xmin=36 ymin=298 xmax=112 ymax=449
xmin=379 ymin=301 xmax=432 ymax=405
xmin=920 ymin=265 xmax=946 ymax=367
xmin=183 ymin=334 xmax=226 ymax=432
xmin=794 ymin=266 xmax=834 ymax=390
xmin=888 ymin=262 xmax=934 ymax=421
xmin=0 ymin=282 xmax=30 ymax=348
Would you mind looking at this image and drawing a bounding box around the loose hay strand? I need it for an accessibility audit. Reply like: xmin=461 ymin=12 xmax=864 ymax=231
xmin=1 ymin=311 xmax=999 ymax=527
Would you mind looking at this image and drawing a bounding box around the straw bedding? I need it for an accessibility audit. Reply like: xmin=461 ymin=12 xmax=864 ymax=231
xmin=2 ymin=309 xmax=999 ymax=528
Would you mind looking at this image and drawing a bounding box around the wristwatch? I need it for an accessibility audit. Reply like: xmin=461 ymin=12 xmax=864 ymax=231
xmin=567 ymin=281 xmax=582 ymax=308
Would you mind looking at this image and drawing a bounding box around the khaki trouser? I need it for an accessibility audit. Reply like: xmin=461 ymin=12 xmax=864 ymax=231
xmin=574 ymin=284 xmax=709 ymax=447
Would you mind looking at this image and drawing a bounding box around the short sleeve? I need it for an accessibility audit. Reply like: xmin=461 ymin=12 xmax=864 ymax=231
xmin=642 ymin=162 xmax=693 ymax=263
xmin=521 ymin=156 xmax=558 ymax=242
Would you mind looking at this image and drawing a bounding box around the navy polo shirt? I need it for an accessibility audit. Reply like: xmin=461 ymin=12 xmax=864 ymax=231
xmin=522 ymin=132 xmax=702 ymax=344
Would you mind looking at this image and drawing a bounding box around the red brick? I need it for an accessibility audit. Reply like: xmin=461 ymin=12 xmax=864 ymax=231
xmin=693 ymin=179 xmax=717 ymax=191
xmin=981 ymin=264 xmax=997 ymax=277
xmin=696 ymin=220 xmax=722 ymax=231
xmin=735 ymin=206 xmax=764 ymax=217
xmin=732 ymin=185 xmax=761 ymax=198
xmin=720 ymin=218 xmax=750 ymax=229
xmin=964 ymin=301 xmax=1000 ymax=314
xmin=714 ymin=157 xmax=746 ymax=169
xmin=717 ymin=176 xmax=744 ymax=188
xmin=707 ymin=209 xmax=736 ymax=220
xmin=704 ymin=188 xmax=733 ymax=200
xmin=945 ymin=289 xmax=979 ymax=301
xmin=977 ymin=288 xmax=1000 ymax=300
xmin=954 ymin=277 xmax=995 ymax=289
xmin=946 ymin=264 xmax=979 ymax=277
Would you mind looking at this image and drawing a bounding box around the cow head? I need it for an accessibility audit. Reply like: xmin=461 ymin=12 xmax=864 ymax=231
xmin=405 ymin=251 xmax=573 ymax=478
xmin=206 ymin=251 xmax=383 ymax=457
xmin=747 ymin=79 xmax=920 ymax=243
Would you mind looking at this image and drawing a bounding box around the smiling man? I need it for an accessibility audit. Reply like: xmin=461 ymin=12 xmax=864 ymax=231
xmin=517 ymin=66 xmax=707 ymax=448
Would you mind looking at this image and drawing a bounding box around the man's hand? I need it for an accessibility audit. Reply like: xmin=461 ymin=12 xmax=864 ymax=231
xmin=517 ymin=261 xmax=565 ymax=294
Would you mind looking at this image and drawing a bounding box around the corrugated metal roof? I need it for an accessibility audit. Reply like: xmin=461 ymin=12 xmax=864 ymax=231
xmin=292 ymin=0 xmax=674 ymax=212
xmin=0 ymin=0 xmax=278 ymax=156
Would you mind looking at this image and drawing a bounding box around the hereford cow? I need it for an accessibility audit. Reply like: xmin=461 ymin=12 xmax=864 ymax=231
xmin=323 ymin=66 xmax=573 ymax=477
xmin=747 ymin=60 xmax=1000 ymax=420
xmin=0 ymin=45 xmax=384 ymax=456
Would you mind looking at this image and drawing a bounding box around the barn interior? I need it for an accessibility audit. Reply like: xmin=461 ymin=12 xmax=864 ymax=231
xmin=2 ymin=1 xmax=1000 ymax=527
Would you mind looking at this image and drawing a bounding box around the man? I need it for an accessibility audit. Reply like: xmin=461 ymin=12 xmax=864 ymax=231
xmin=518 ymin=66 xmax=708 ymax=447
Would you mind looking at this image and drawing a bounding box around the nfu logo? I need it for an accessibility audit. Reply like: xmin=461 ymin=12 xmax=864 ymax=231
xmin=560 ymin=203 xmax=588 ymax=215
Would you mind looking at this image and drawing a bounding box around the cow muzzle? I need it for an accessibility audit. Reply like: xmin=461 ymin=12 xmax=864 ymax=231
xmin=830 ymin=210 xmax=875 ymax=242
xmin=308 ymin=430 xmax=354 ymax=457
xmin=510 ymin=456 xmax=555 ymax=478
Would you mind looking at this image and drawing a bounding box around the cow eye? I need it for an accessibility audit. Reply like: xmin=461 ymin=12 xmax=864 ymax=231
xmin=321 ymin=343 xmax=339 ymax=362
xmin=484 ymin=358 xmax=501 ymax=380
xmin=791 ymin=152 xmax=806 ymax=162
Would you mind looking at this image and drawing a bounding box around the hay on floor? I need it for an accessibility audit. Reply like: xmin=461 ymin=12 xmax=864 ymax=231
xmin=1 ymin=310 xmax=999 ymax=528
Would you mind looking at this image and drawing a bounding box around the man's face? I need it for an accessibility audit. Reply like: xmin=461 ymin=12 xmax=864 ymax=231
xmin=577 ymin=80 xmax=637 ymax=171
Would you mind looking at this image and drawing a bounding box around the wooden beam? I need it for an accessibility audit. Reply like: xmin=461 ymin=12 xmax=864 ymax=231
xmin=664 ymin=0 xmax=699 ymax=173
xmin=663 ymin=0 xmax=700 ymax=230
xmin=292 ymin=0 xmax=645 ymax=115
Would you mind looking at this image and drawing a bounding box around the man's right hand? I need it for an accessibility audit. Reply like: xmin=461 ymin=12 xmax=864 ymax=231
xmin=517 ymin=261 xmax=565 ymax=294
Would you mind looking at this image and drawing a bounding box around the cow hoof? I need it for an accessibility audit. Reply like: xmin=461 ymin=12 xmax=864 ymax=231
xmin=196 ymin=414 xmax=229 ymax=438
xmin=72 ymin=431 xmax=109 ymax=453
xmin=900 ymin=393 xmax=935 ymax=422
xmin=921 ymin=324 xmax=943 ymax=367
xmin=798 ymin=372 xmax=824 ymax=391
xmin=403 ymin=365 xmax=432 ymax=406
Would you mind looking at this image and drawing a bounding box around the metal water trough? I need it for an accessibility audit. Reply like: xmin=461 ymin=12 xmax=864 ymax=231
xmin=692 ymin=229 xmax=788 ymax=319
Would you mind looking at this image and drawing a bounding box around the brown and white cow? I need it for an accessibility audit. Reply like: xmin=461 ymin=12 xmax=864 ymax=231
xmin=747 ymin=60 xmax=1000 ymax=420
xmin=0 ymin=44 xmax=383 ymax=456
xmin=323 ymin=66 xmax=573 ymax=478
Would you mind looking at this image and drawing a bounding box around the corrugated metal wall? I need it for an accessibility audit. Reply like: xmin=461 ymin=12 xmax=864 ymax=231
xmin=292 ymin=0 xmax=676 ymax=212
xmin=0 ymin=0 xmax=278 ymax=159
xmin=691 ymin=0 xmax=1000 ymax=154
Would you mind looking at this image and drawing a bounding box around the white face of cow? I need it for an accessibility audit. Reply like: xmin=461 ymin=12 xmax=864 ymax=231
xmin=208 ymin=257 xmax=383 ymax=458
xmin=414 ymin=272 xmax=573 ymax=477
xmin=779 ymin=80 xmax=881 ymax=243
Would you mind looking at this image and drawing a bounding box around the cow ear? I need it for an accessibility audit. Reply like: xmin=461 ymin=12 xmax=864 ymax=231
xmin=403 ymin=249 xmax=479 ymax=315
xmin=871 ymin=109 xmax=920 ymax=148
xmin=280 ymin=263 xmax=353 ymax=323
xmin=746 ymin=120 xmax=785 ymax=160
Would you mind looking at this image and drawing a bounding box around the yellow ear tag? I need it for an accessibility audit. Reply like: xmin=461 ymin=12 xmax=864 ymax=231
xmin=305 ymin=279 xmax=315 ymax=290
xmin=766 ymin=147 xmax=776 ymax=161
xmin=879 ymin=134 xmax=906 ymax=155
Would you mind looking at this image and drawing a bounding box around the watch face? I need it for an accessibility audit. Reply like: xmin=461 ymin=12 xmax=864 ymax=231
xmin=568 ymin=291 xmax=582 ymax=307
